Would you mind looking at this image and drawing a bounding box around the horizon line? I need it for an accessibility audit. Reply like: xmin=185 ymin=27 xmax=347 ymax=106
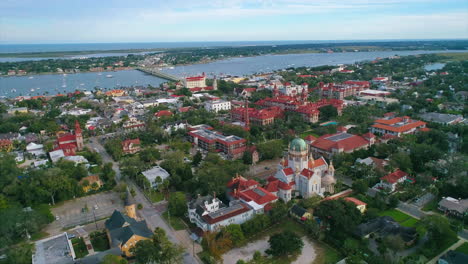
xmin=1 ymin=38 xmax=468 ymax=46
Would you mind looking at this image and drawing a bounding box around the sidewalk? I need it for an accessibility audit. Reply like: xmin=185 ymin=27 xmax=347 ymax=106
xmin=427 ymin=238 xmax=466 ymax=264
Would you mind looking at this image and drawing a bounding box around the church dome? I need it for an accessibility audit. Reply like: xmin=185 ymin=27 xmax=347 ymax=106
xmin=321 ymin=174 xmax=336 ymax=186
xmin=290 ymin=138 xmax=308 ymax=152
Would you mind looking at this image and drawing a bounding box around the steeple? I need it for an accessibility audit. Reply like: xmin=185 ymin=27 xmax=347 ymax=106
xmin=74 ymin=120 xmax=84 ymax=151
xmin=329 ymin=160 xmax=335 ymax=172
xmin=213 ymin=76 xmax=218 ymax=90
xmin=273 ymin=84 xmax=279 ymax=97
xmin=244 ymin=98 xmax=250 ymax=130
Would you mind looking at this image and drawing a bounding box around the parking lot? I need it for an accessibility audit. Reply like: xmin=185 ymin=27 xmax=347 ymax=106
xmin=52 ymin=192 xmax=124 ymax=229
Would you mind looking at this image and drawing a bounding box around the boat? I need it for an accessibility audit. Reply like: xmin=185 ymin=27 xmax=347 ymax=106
xmin=97 ymin=73 xmax=102 ymax=76
xmin=106 ymin=75 xmax=113 ymax=78
xmin=30 ymin=88 xmax=35 ymax=92
xmin=80 ymin=83 xmax=85 ymax=86
xmin=62 ymin=85 xmax=67 ymax=88
xmin=63 ymin=73 xmax=67 ymax=76
xmin=28 ymin=76 xmax=34 ymax=79
xmin=169 ymin=67 xmax=175 ymax=69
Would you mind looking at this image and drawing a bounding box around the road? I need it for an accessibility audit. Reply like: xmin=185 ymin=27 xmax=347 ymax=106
xmin=89 ymin=136 xmax=200 ymax=264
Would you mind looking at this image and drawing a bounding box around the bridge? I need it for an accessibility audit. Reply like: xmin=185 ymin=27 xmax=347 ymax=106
xmin=136 ymin=67 xmax=182 ymax=82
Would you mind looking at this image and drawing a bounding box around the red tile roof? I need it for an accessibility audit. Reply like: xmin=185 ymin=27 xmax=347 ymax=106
xmin=238 ymin=187 xmax=278 ymax=205
xmin=381 ymin=169 xmax=408 ymax=184
xmin=155 ymin=110 xmax=173 ymax=117
xmin=300 ymin=168 xmax=314 ymax=179
xmin=283 ymin=167 xmax=294 ymax=175
xmin=311 ymin=133 xmax=371 ymax=152
xmin=344 ymin=197 xmax=367 ymax=206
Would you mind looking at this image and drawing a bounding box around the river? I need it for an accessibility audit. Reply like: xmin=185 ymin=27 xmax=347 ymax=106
xmin=0 ymin=50 xmax=464 ymax=98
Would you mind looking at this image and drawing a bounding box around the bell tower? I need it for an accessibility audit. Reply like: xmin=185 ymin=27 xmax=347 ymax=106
xmin=75 ymin=120 xmax=84 ymax=151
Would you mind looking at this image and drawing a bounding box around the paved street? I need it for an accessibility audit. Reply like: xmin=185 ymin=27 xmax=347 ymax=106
xmin=90 ymin=136 xmax=201 ymax=264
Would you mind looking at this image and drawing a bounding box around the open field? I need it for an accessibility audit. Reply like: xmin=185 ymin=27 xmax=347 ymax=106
xmin=378 ymin=209 xmax=419 ymax=227
xmin=437 ymin=52 xmax=468 ymax=61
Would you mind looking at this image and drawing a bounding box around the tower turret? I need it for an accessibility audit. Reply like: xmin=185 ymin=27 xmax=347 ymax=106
xmin=75 ymin=120 xmax=84 ymax=151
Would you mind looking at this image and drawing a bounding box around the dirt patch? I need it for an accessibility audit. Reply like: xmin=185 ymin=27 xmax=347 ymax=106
xmin=222 ymin=236 xmax=316 ymax=264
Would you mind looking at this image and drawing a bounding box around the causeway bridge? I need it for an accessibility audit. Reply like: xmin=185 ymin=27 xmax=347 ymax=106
xmin=136 ymin=67 xmax=182 ymax=82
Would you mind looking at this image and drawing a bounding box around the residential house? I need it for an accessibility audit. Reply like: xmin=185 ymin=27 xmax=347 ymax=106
xmin=26 ymin=142 xmax=45 ymax=156
xmin=105 ymin=210 xmax=152 ymax=257
xmin=354 ymin=216 xmax=417 ymax=246
xmin=32 ymin=233 xmax=75 ymax=264
xmin=79 ymin=175 xmax=103 ymax=193
xmin=356 ymin=157 xmax=389 ymax=172
xmin=204 ymin=100 xmax=231 ymax=113
xmin=141 ymin=166 xmax=170 ymax=188
xmin=154 ymin=110 xmax=173 ymax=119
xmin=376 ymin=169 xmax=409 ymax=192
xmin=290 ymin=204 xmax=312 ymax=221
xmin=122 ymin=139 xmax=141 ymax=154
xmin=438 ymin=197 xmax=468 ymax=218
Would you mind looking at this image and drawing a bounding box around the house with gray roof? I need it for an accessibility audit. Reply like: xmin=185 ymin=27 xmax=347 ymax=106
xmin=354 ymin=216 xmax=417 ymax=245
xmin=419 ymin=112 xmax=464 ymax=125
xmin=438 ymin=197 xmax=468 ymax=218
xmin=105 ymin=210 xmax=153 ymax=257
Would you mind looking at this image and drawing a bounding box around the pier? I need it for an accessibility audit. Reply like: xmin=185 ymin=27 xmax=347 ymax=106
xmin=136 ymin=67 xmax=182 ymax=82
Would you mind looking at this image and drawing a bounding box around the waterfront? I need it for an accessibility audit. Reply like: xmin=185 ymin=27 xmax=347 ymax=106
xmin=0 ymin=49 xmax=459 ymax=98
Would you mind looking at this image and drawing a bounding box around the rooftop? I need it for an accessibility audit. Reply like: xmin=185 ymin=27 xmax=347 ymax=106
xmin=32 ymin=233 xmax=74 ymax=264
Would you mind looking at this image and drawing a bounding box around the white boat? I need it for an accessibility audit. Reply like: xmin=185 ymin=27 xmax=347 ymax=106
xmin=97 ymin=73 xmax=102 ymax=76
xmin=30 ymin=88 xmax=35 ymax=92
xmin=62 ymin=85 xmax=67 ymax=88
xmin=28 ymin=76 xmax=34 ymax=79
xmin=37 ymin=87 xmax=41 ymax=90
xmin=106 ymin=74 xmax=113 ymax=78
xmin=63 ymin=73 xmax=67 ymax=76
xmin=169 ymin=67 xmax=175 ymax=69
xmin=80 ymin=83 xmax=85 ymax=86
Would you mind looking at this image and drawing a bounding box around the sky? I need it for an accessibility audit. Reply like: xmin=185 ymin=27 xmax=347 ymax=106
xmin=1 ymin=0 xmax=467 ymax=44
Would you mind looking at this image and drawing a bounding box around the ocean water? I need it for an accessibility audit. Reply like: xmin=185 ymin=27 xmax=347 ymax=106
xmin=0 ymin=49 xmax=464 ymax=98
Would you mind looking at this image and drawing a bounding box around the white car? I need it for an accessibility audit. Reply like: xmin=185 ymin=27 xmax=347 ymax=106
xmin=94 ymin=205 xmax=99 ymax=210
xmin=55 ymin=215 xmax=60 ymax=220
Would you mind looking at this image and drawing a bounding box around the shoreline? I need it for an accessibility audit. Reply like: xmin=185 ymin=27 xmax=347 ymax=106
xmin=3 ymin=49 xmax=466 ymax=78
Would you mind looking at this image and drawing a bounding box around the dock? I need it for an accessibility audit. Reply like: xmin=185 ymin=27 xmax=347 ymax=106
xmin=136 ymin=67 xmax=182 ymax=82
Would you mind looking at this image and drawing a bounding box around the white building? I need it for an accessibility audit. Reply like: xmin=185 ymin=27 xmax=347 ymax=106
xmin=204 ymin=100 xmax=231 ymax=113
xmin=184 ymin=74 xmax=206 ymax=89
xmin=142 ymin=166 xmax=170 ymax=188
xmin=26 ymin=142 xmax=45 ymax=156
xmin=266 ymin=138 xmax=336 ymax=201
xmin=187 ymin=195 xmax=255 ymax=232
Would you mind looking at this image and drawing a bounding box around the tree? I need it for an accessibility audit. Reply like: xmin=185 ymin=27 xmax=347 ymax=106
xmin=419 ymin=215 xmax=457 ymax=257
xmin=304 ymin=219 xmax=320 ymax=239
xmin=266 ymin=231 xmax=304 ymax=257
xmin=168 ymin=192 xmax=187 ymax=218
xmin=242 ymin=150 xmax=253 ymax=165
xmin=314 ymin=199 xmax=362 ymax=242
xmin=100 ymin=254 xmax=128 ymax=264
xmin=269 ymin=201 xmax=288 ymax=222
xmin=299 ymin=195 xmax=322 ymax=209
xmin=224 ymin=224 xmax=245 ymax=247
xmin=352 ymin=180 xmax=368 ymax=195
xmin=319 ymin=105 xmax=338 ymax=121
xmin=132 ymin=227 xmax=184 ymax=264
xmin=257 ymin=140 xmax=283 ymax=160
xmin=192 ymin=151 xmax=202 ymax=167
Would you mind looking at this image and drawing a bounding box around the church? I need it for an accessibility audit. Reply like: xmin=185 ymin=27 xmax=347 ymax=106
xmin=266 ymin=138 xmax=336 ymax=201
xmin=54 ymin=120 xmax=84 ymax=156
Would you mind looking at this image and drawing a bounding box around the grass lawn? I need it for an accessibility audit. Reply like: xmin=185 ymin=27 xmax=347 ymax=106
xmin=300 ymin=131 xmax=319 ymax=139
xmin=31 ymin=231 xmax=50 ymax=241
xmin=400 ymin=218 xmax=419 ymax=228
xmin=313 ymin=240 xmax=342 ymax=264
xmin=144 ymin=190 xmax=164 ymax=203
xmin=90 ymin=231 xmax=110 ymax=252
xmin=71 ymin=237 xmax=88 ymax=259
xmin=378 ymin=209 xmax=418 ymax=225
xmin=162 ymin=211 xmax=186 ymax=230
xmin=455 ymin=242 xmax=468 ymax=254
xmin=421 ymin=198 xmax=438 ymax=212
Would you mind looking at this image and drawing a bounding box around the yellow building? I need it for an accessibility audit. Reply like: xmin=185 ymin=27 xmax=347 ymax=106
xmin=79 ymin=175 xmax=103 ymax=193
xmin=344 ymin=197 xmax=367 ymax=214
xmin=105 ymin=210 xmax=152 ymax=257
xmin=290 ymin=204 xmax=313 ymax=221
